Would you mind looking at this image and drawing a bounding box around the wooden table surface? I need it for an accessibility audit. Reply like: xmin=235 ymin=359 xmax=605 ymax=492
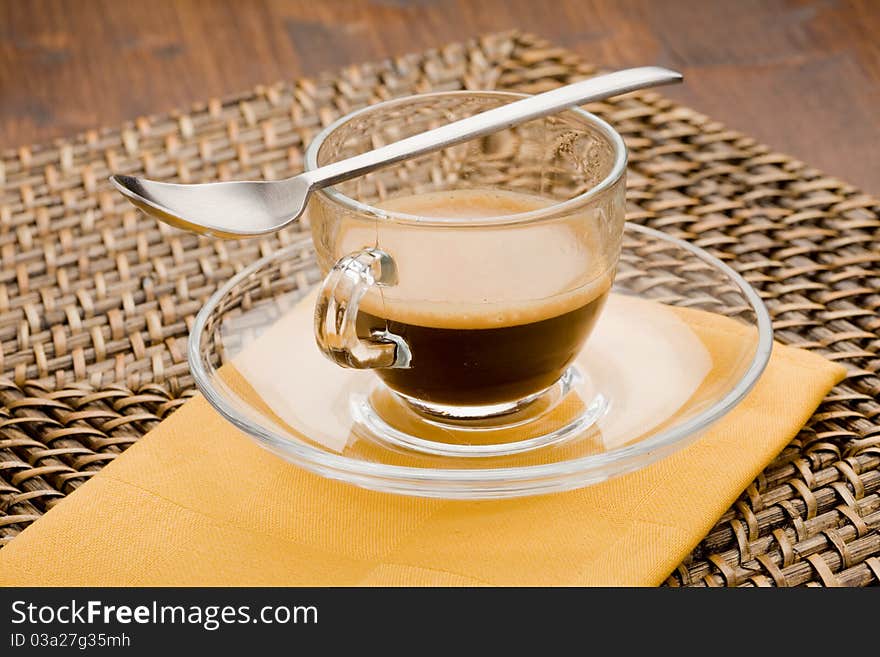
xmin=1 ymin=0 xmax=878 ymax=193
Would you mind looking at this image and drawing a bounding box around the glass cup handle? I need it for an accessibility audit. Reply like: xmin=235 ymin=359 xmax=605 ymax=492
xmin=314 ymin=248 xmax=411 ymax=369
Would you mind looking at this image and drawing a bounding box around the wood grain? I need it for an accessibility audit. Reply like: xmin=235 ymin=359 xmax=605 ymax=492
xmin=1 ymin=0 xmax=878 ymax=193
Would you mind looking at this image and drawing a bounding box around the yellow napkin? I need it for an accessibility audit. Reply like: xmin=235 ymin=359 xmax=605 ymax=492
xmin=0 ymin=304 xmax=845 ymax=586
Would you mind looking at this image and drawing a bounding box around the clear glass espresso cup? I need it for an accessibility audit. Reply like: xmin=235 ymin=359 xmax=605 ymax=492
xmin=305 ymin=91 xmax=626 ymax=428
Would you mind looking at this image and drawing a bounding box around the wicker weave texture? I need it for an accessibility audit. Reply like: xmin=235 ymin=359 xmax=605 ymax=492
xmin=0 ymin=32 xmax=878 ymax=587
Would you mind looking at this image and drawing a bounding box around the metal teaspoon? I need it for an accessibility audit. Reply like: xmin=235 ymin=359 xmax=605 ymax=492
xmin=111 ymin=66 xmax=681 ymax=238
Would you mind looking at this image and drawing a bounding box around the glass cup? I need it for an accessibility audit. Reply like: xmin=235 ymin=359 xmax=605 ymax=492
xmin=305 ymin=91 xmax=626 ymax=431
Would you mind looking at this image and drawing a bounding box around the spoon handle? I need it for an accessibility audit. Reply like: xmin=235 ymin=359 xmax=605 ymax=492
xmin=305 ymin=66 xmax=681 ymax=189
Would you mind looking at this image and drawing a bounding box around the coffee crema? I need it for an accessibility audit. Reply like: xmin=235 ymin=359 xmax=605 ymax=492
xmin=348 ymin=189 xmax=612 ymax=406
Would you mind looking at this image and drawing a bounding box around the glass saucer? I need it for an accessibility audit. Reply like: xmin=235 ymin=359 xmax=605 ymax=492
xmin=189 ymin=223 xmax=772 ymax=499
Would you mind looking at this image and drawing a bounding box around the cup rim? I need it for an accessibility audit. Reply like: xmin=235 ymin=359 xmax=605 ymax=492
xmin=303 ymin=90 xmax=628 ymax=227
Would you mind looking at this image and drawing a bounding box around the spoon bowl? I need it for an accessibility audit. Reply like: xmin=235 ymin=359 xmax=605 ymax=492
xmin=111 ymin=176 xmax=312 ymax=238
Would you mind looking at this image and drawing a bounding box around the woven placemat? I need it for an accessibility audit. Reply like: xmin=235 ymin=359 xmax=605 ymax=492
xmin=1 ymin=31 xmax=878 ymax=587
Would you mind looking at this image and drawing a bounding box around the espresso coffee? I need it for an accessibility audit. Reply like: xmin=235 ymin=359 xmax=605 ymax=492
xmin=357 ymin=298 xmax=605 ymax=405
xmin=346 ymin=189 xmax=612 ymax=407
